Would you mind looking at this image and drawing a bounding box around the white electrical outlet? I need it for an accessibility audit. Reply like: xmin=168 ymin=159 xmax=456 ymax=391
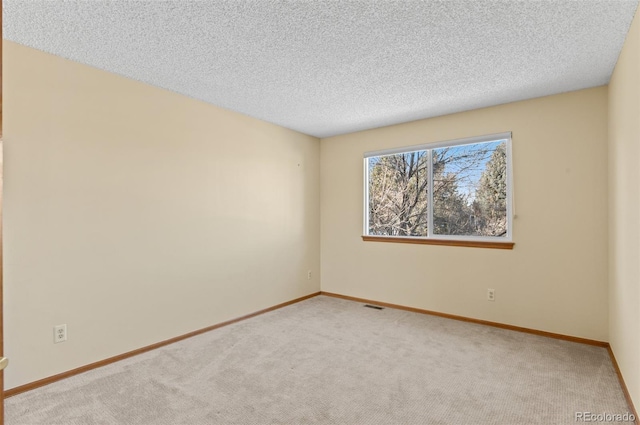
xmin=487 ymin=289 xmax=495 ymax=301
xmin=54 ymin=324 xmax=67 ymax=343
xmin=307 ymin=270 xmax=312 ymax=280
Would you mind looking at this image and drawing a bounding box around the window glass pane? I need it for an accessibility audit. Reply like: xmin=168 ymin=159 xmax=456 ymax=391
xmin=368 ymin=151 xmax=429 ymax=236
xmin=432 ymin=140 xmax=507 ymax=237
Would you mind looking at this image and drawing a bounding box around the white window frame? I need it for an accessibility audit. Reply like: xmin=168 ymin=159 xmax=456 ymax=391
xmin=363 ymin=132 xmax=514 ymax=243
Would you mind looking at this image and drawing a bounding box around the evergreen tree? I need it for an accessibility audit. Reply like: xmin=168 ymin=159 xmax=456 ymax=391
xmin=473 ymin=143 xmax=507 ymax=236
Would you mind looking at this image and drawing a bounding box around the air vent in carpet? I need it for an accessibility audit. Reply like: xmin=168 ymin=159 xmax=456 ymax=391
xmin=364 ymin=304 xmax=384 ymax=310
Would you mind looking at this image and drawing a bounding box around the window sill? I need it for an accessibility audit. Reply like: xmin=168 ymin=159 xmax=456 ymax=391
xmin=361 ymin=235 xmax=514 ymax=250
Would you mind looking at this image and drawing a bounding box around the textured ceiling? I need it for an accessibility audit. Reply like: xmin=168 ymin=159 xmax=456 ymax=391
xmin=3 ymin=1 xmax=639 ymax=138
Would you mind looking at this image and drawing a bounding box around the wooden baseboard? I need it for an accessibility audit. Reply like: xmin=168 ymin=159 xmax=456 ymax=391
xmin=4 ymin=291 xmax=321 ymax=398
xmin=607 ymin=345 xmax=639 ymax=425
xmin=321 ymin=291 xmax=608 ymax=347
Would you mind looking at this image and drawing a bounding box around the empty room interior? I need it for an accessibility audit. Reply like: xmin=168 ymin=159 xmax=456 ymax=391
xmin=1 ymin=1 xmax=639 ymax=424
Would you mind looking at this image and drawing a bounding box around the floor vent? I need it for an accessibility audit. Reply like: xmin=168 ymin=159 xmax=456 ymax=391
xmin=364 ymin=304 xmax=384 ymax=310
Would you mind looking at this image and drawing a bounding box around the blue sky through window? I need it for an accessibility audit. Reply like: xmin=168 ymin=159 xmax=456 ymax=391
xmin=434 ymin=140 xmax=505 ymax=202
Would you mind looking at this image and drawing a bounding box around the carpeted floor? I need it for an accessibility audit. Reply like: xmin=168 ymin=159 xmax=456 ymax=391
xmin=5 ymin=295 xmax=634 ymax=424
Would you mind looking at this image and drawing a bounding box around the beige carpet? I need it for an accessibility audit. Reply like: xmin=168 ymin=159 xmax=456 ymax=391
xmin=5 ymin=295 xmax=633 ymax=424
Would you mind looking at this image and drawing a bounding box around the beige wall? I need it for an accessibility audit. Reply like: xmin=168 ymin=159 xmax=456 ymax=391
xmin=609 ymin=9 xmax=640 ymax=411
xmin=2 ymin=41 xmax=321 ymax=390
xmin=321 ymin=87 xmax=609 ymax=341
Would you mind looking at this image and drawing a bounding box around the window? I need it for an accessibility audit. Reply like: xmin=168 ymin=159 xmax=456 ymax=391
xmin=364 ymin=132 xmax=513 ymax=248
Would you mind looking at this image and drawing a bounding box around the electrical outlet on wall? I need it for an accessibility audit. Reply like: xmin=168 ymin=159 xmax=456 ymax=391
xmin=54 ymin=324 xmax=67 ymax=343
xmin=307 ymin=270 xmax=312 ymax=280
xmin=487 ymin=289 xmax=495 ymax=301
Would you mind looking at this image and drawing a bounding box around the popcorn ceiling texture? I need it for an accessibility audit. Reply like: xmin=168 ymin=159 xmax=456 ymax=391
xmin=3 ymin=0 xmax=639 ymax=138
